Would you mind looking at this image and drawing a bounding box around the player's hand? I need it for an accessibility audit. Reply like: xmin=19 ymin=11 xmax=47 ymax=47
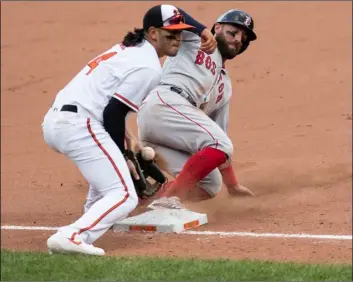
xmin=125 ymin=128 xmax=143 ymax=152
xmin=200 ymin=29 xmax=217 ymax=54
xmin=227 ymin=184 xmax=255 ymax=197
xmin=126 ymin=159 xmax=140 ymax=180
xmin=134 ymin=141 xmax=144 ymax=152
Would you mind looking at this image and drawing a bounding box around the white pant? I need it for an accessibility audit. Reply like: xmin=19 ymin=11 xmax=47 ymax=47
xmin=42 ymin=107 xmax=138 ymax=244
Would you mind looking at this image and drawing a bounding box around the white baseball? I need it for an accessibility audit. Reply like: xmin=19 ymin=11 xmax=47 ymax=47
xmin=141 ymin=146 xmax=155 ymax=161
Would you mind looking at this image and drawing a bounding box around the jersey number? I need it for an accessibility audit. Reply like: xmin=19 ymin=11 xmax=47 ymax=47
xmin=86 ymin=51 xmax=117 ymax=75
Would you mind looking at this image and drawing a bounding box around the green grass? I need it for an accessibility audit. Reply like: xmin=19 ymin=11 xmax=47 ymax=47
xmin=1 ymin=249 xmax=352 ymax=281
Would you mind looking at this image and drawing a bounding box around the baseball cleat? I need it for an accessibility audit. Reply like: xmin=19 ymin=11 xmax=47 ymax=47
xmin=147 ymin=196 xmax=186 ymax=210
xmin=47 ymin=232 xmax=105 ymax=256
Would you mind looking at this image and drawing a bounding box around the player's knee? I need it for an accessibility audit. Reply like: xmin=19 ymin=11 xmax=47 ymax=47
xmin=204 ymin=138 xmax=233 ymax=158
xmin=216 ymin=137 xmax=233 ymax=159
xmin=112 ymin=184 xmax=139 ymax=211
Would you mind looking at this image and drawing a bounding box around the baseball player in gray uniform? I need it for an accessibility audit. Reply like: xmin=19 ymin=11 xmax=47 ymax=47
xmin=137 ymin=9 xmax=257 ymax=207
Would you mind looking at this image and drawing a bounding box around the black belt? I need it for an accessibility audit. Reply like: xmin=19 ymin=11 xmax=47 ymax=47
xmin=60 ymin=104 xmax=77 ymax=113
xmin=170 ymin=86 xmax=196 ymax=107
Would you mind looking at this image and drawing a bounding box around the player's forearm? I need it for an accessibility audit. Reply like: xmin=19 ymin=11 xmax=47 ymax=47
xmin=220 ymin=161 xmax=255 ymax=196
xmin=177 ymin=7 xmax=206 ymax=36
xmin=219 ymin=160 xmax=239 ymax=186
xmin=125 ymin=128 xmax=139 ymax=151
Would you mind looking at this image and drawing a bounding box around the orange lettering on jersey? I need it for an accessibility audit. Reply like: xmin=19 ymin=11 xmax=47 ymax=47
xmin=86 ymin=51 xmax=117 ymax=75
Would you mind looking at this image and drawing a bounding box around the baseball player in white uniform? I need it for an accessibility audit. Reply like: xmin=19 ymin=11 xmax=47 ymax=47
xmin=42 ymin=4 xmax=216 ymax=256
xmin=137 ymin=9 xmax=257 ymax=208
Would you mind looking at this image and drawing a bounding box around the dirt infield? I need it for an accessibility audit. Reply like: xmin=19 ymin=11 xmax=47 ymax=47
xmin=1 ymin=2 xmax=352 ymax=264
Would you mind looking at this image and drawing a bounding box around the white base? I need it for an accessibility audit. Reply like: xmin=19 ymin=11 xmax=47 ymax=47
xmin=113 ymin=209 xmax=208 ymax=233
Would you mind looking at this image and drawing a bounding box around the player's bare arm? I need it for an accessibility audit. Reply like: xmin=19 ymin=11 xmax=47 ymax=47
xmin=218 ymin=160 xmax=255 ymax=197
xmin=125 ymin=127 xmax=143 ymax=152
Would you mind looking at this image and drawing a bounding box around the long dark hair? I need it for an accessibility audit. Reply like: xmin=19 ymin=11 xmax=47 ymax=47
xmin=122 ymin=28 xmax=145 ymax=47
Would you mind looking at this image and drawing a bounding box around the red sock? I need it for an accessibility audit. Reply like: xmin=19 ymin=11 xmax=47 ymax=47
xmin=172 ymin=147 xmax=227 ymax=193
xmin=220 ymin=165 xmax=238 ymax=186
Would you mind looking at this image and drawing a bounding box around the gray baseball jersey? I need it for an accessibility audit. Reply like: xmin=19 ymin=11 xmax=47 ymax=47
xmin=137 ymin=31 xmax=234 ymax=196
xmin=161 ymin=30 xmax=232 ymax=132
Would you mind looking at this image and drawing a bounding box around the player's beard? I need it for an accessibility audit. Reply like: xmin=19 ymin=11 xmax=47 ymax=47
xmin=215 ymin=33 xmax=238 ymax=60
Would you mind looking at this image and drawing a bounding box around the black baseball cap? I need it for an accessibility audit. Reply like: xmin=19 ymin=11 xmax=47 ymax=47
xmin=143 ymin=4 xmax=194 ymax=31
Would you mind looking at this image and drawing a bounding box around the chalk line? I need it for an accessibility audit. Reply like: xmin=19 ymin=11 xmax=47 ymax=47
xmin=2 ymin=225 xmax=58 ymax=231
xmin=183 ymin=230 xmax=352 ymax=240
xmin=1 ymin=225 xmax=351 ymax=240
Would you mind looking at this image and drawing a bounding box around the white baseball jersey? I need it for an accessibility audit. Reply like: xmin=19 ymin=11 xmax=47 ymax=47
xmin=52 ymin=41 xmax=162 ymax=122
xmin=42 ymin=40 xmax=163 ymax=248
